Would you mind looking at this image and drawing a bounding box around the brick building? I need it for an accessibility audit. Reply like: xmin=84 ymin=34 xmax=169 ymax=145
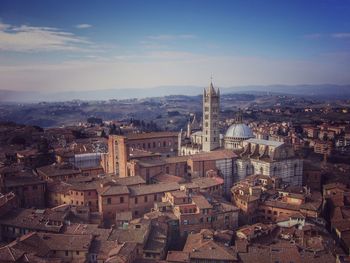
xmin=107 ymin=132 xmax=179 ymax=176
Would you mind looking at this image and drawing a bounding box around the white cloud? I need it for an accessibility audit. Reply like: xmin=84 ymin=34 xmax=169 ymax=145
xmin=75 ymin=24 xmax=92 ymax=29
xmin=0 ymin=22 xmax=91 ymax=52
xmin=305 ymin=32 xmax=350 ymax=40
xmin=147 ymin=34 xmax=196 ymax=41
xmin=331 ymin=32 xmax=350 ymax=39
xmin=304 ymin=33 xmax=323 ymax=39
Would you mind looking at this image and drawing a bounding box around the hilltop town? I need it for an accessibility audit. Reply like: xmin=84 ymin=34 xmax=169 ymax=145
xmin=0 ymin=82 xmax=350 ymax=262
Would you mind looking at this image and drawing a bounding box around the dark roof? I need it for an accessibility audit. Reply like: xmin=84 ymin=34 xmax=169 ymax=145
xmin=129 ymin=182 xmax=180 ymax=196
xmin=100 ymin=185 xmax=130 ymax=196
xmin=0 ymin=208 xmax=66 ymax=233
xmin=36 ymin=163 xmax=81 ymax=178
xmin=37 ymin=232 xmax=93 ymax=251
xmin=126 ymin=132 xmax=178 ymax=140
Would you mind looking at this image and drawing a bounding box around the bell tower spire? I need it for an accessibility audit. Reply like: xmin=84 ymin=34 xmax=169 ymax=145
xmin=202 ymin=80 xmax=220 ymax=152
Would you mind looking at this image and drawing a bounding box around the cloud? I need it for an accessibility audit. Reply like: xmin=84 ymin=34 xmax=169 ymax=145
xmin=147 ymin=34 xmax=196 ymax=41
xmin=305 ymin=32 xmax=350 ymax=40
xmin=331 ymin=32 xmax=350 ymax=39
xmin=75 ymin=24 xmax=92 ymax=29
xmin=304 ymin=33 xmax=323 ymax=39
xmin=0 ymin=22 xmax=91 ymax=52
xmin=140 ymin=34 xmax=196 ymax=49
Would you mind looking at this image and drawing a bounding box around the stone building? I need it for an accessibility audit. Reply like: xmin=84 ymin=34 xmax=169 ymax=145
xmin=235 ymin=138 xmax=303 ymax=186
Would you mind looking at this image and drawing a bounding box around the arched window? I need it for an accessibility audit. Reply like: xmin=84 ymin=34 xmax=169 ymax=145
xmin=260 ymin=167 xmax=264 ymax=175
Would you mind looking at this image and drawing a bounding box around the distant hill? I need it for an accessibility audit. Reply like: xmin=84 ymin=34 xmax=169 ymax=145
xmin=1 ymin=84 xmax=350 ymax=102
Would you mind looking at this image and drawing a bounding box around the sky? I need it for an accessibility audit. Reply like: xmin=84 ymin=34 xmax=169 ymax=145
xmin=0 ymin=0 xmax=350 ymax=92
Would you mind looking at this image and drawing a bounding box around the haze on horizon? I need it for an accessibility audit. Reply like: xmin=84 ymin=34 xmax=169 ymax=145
xmin=0 ymin=0 xmax=350 ymax=92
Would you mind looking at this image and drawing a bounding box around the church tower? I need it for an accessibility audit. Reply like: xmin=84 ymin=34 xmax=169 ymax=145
xmin=202 ymin=81 xmax=220 ymax=152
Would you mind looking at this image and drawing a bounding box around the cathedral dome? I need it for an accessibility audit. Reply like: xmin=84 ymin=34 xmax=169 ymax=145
xmin=225 ymin=123 xmax=254 ymax=139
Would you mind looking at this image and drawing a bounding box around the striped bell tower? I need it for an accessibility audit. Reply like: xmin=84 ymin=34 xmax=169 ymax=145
xmin=202 ymin=81 xmax=220 ymax=152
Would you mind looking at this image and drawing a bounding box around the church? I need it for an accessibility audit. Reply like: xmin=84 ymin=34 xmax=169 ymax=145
xmin=178 ymin=81 xmax=303 ymax=187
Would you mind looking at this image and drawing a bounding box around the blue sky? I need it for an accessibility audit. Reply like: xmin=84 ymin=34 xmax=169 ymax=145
xmin=0 ymin=0 xmax=350 ymax=91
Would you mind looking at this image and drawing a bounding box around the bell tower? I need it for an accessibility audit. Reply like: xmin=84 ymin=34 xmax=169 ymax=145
xmin=202 ymin=81 xmax=220 ymax=152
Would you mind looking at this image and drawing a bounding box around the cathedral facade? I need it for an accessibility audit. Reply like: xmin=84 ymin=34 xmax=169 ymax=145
xmin=178 ymin=80 xmax=303 ymax=191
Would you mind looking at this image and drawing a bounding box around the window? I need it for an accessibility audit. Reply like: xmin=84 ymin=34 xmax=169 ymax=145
xmin=120 ymin=197 xmax=124 ymax=203
xmin=163 ymin=141 xmax=166 ymax=147
xmin=135 ymin=197 xmax=138 ymax=204
xmin=153 ymin=142 xmax=156 ymax=148
xmin=81 ymin=192 xmax=83 ymax=196
xmin=144 ymin=196 xmax=148 ymax=202
xmin=183 ymin=220 xmax=189 ymax=225
xmin=107 ymin=198 xmax=111 ymax=204
xmin=76 ymin=251 xmax=79 ymax=255
xmin=148 ymin=143 xmax=151 ymax=148
xmin=88 ymin=192 xmax=91 ymax=196
xmin=166 ymin=167 xmax=169 ymax=174
xmin=88 ymin=201 xmax=91 ymax=206
xmin=32 ymin=185 xmax=38 ymax=190
xmin=65 ymin=251 xmax=68 ymax=256
xmin=154 ymin=194 xmax=157 ymax=201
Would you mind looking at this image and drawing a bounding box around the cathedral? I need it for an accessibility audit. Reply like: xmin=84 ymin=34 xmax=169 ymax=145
xmin=178 ymin=81 xmax=303 ymax=187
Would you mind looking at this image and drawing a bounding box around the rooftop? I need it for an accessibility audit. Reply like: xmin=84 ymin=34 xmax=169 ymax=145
xmin=129 ymin=182 xmax=180 ymax=196
xmin=38 ymin=232 xmax=93 ymax=251
xmin=126 ymin=131 xmax=178 ymax=140
xmin=245 ymin=138 xmax=284 ymax=147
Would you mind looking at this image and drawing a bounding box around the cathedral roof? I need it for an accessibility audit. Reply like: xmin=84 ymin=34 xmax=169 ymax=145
xmin=225 ymin=123 xmax=254 ymax=139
